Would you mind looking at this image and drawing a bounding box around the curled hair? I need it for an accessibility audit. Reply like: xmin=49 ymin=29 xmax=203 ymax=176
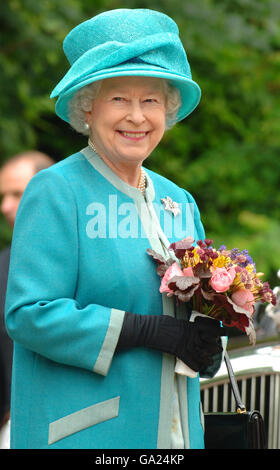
xmin=68 ymin=78 xmax=181 ymax=135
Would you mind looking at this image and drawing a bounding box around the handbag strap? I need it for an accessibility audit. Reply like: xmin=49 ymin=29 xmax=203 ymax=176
xmin=224 ymin=351 xmax=247 ymax=413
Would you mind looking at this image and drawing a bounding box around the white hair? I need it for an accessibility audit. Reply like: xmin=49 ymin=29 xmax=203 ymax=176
xmin=68 ymin=78 xmax=181 ymax=135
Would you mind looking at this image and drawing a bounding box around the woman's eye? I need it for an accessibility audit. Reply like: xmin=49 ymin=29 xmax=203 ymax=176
xmin=113 ymin=97 xmax=125 ymax=102
xmin=145 ymin=98 xmax=161 ymax=104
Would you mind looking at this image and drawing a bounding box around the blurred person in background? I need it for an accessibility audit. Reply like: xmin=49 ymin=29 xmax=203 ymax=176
xmin=0 ymin=151 xmax=54 ymax=448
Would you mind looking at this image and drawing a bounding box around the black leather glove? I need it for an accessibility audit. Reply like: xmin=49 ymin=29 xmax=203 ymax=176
xmin=116 ymin=312 xmax=223 ymax=372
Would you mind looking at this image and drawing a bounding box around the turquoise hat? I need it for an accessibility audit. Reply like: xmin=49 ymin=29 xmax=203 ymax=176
xmin=50 ymin=9 xmax=201 ymax=123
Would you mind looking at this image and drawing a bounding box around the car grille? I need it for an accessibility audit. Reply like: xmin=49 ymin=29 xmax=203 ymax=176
xmin=200 ymin=371 xmax=280 ymax=449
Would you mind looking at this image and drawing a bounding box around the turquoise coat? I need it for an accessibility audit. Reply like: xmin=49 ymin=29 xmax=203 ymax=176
xmin=5 ymin=146 xmax=208 ymax=449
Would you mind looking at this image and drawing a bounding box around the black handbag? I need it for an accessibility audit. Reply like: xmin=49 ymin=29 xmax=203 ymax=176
xmin=204 ymin=351 xmax=267 ymax=449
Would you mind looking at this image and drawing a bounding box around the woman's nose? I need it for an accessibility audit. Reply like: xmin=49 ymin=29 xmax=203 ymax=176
xmin=126 ymin=100 xmax=146 ymax=125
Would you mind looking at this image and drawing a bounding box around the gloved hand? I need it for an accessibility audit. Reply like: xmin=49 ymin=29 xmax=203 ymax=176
xmin=116 ymin=312 xmax=223 ymax=372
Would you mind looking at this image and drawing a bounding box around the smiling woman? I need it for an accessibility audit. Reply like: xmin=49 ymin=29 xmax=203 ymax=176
xmin=83 ymin=76 xmax=168 ymax=186
xmin=68 ymin=76 xmax=182 ymax=187
xmin=5 ymin=8 xmax=224 ymax=450
xmin=69 ymin=77 xmax=182 ymax=135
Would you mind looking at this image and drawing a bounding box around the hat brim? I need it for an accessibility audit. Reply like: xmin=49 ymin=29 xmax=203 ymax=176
xmin=54 ymin=63 xmax=201 ymax=124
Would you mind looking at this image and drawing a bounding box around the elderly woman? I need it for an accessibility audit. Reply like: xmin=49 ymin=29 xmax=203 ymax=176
xmin=5 ymin=9 xmax=223 ymax=449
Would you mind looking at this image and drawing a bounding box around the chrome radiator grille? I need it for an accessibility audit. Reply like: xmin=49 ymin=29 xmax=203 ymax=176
xmin=200 ymin=371 xmax=280 ymax=449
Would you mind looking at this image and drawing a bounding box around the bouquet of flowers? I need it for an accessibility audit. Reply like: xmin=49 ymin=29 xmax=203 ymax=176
xmin=147 ymin=237 xmax=276 ymax=376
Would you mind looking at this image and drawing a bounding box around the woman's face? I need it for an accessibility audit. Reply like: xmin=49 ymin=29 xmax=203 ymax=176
xmin=85 ymin=76 xmax=167 ymax=170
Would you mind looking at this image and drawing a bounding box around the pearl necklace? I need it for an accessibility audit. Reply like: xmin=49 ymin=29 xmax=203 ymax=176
xmin=137 ymin=167 xmax=146 ymax=195
xmin=88 ymin=138 xmax=146 ymax=195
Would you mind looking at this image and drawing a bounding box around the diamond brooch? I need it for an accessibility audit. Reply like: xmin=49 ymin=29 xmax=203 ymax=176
xmin=161 ymin=196 xmax=181 ymax=217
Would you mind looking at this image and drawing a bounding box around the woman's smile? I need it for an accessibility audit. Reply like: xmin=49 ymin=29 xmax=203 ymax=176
xmin=116 ymin=130 xmax=149 ymax=141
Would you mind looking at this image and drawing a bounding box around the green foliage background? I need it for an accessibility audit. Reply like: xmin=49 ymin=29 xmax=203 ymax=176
xmin=1 ymin=0 xmax=280 ymax=287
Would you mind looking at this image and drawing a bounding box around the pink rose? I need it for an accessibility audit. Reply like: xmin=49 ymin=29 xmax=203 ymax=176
xmin=210 ymin=267 xmax=236 ymax=293
xmin=183 ymin=267 xmax=194 ymax=277
xmin=231 ymin=288 xmax=255 ymax=314
xmin=160 ymin=262 xmax=184 ymax=294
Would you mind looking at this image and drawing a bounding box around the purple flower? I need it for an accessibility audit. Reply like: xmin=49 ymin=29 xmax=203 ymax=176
xmin=229 ymin=248 xmax=255 ymax=271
